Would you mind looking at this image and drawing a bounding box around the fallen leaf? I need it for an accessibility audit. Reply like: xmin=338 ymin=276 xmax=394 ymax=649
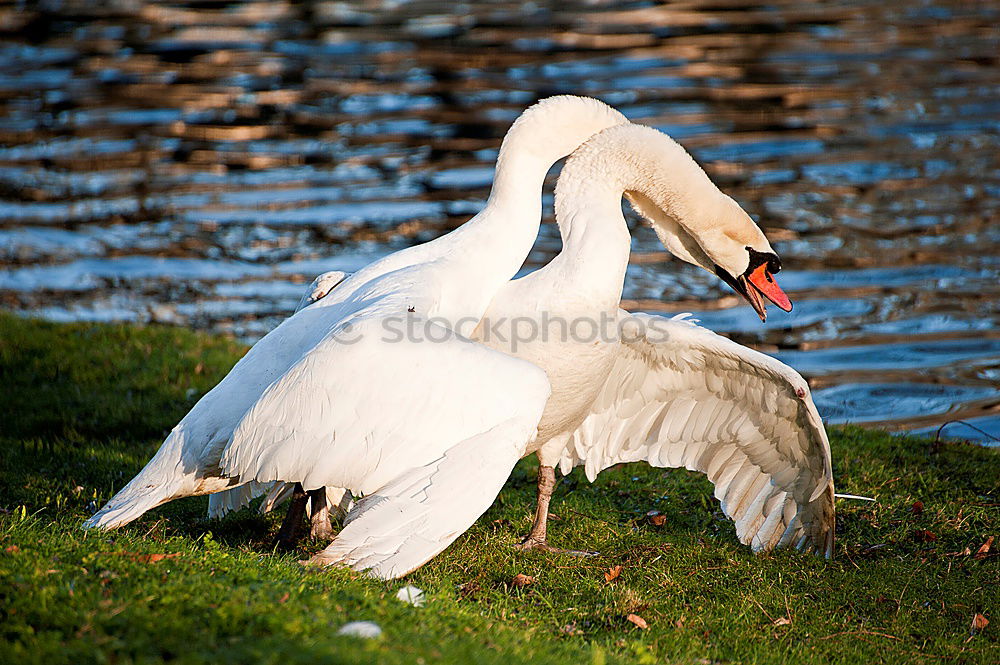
xmin=511 ymin=573 xmax=535 ymax=588
xmin=604 ymin=565 xmax=623 ymax=583
xmin=561 ymin=622 xmax=581 ymax=636
xmin=773 ymin=616 xmax=792 ymax=626
xmin=974 ymin=536 xmax=993 ymax=560
xmin=674 ymin=616 xmax=686 ymax=629
xmin=626 ymin=614 xmax=648 ymax=629
xmin=132 ymin=553 xmax=181 ymax=563
xmin=649 ymin=514 xmax=667 ymax=526
xmin=912 ymin=529 xmax=937 ymax=543
xmin=971 ymin=613 xmax=989 ymax=634
xmin=5 ymin=545 xmax=20 ymax=554
xmin=910 ymin=501 xmax=924 ymax=514
xmin=278 ymin=592 xmax=289 ymax=604
xmin=459 ymin=581 xmax=480 ymax=598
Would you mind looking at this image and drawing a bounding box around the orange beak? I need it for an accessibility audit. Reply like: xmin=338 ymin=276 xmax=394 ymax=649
xmin=746 ymin=263 xmax=792 ymax=313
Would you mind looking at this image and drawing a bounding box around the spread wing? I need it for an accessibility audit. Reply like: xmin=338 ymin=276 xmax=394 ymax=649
xmin=219 ymin=309 xmax=550 ymax=577
xmin=561 ymin=312 xmax=835 ymax=557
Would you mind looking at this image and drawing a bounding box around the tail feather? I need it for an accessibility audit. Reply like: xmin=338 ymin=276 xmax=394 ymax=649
xmin=261 ymin=483 xmax=354 ymax=519
xmin=207 ymin=481 xmax=272 ymax=519
xmin=83 ymin=428 xmax=194 ymax=530
xmin=83 ymin=473 xmax=181 ymax=530
xmin=261 ymin=482 xmax=296 ymax=513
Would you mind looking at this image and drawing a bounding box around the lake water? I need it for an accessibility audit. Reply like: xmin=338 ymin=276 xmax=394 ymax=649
xmin=0 ymin=0 xmax=997 ymax=444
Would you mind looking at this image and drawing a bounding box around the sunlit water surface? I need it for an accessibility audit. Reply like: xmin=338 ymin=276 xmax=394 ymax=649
xmin=0 ymin=0 xmax=997 ymax=443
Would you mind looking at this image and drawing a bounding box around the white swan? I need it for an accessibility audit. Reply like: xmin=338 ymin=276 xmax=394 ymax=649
xmin=86 ymin=106 xmax=834 ymax=578
xmin=474 ymin=123 xmax=834 ymax=557
xmin=295 ymin=124 xmax=833 ymax=572
xmin=82 ymin=96 xmax=632 ymax=577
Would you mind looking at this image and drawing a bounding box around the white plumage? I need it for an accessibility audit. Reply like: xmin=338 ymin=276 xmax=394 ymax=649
xmin=267 ymin=124 xmax=836 ymax=561
xmin=84 ymin=108 xmax=837 ymax=580
xmin=473 ymin=123 xmax=835 ymax=556
xmin=83 ymin=96 xmax=631 ymax=579
xmin=560 ymin=312 xmax=834 ymax=556
xmin=206 ymin=270 xmax=355 ymax=524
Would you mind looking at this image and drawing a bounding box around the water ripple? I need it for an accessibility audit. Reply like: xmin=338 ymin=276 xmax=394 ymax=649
xmin=0 ymin=0 xmax=997 ymax=441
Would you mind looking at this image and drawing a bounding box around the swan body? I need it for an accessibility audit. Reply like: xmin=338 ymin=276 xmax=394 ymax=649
xmin=83 ymin=96 xmax=631 ymax=578
xmin=205 ymin=269 xmax=355 ymax=525
xmin=475 ymin=124 xmax=835 ymax=555
xmin=85 ymin=103 xmax=834 ymax=577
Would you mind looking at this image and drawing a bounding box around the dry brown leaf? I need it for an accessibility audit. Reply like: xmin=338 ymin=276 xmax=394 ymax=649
xmin=649 ymin=514 xmax=666 ymax=526
xmin=626 ymin=614 xmax=648 ymax=629
xmin=773 ymin=616 xmax=792 ymax=626
xmin=971 ymin=614 xmax=989 ymax=633
xmin=912 ymin=529 xmax=937 ymax=543
xmin=511 ymin=573 xmax=535 ymax=588
xmin=278 ymin=592 xmax=290 ymax=604
xmin=910 ymin=500 xmax=924 ymax=514
xmin=604 ymin=565 xmax=623 ymax=583
xmin=5 ymin=545 xmax=20 ymax=554
xmin=974 ymin=536 xmax=994 ymax=560
xmin=130 ymin=553 xmax=181 ymax=563
xmin=459 ymin=581 xmax=481 ymax=598
xmin=561 ymin=622 xmax=581 ymax=636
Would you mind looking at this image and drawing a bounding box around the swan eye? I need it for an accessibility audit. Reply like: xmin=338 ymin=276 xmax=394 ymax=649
xmin=744 ymin=246 xmax=781 ymax=276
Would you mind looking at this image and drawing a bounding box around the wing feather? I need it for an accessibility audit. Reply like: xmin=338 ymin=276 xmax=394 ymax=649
xmin=561 ymin=311 xmax=835 ymax=557
xmin=308 ymin=415 xmax=531 ymax=579
xmin=214 ymin=309 xmax=550 ymax=577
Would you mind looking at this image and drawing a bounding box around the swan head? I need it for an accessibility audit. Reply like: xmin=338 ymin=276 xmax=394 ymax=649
xmin=575 ymin=124 xmax=792 ymax=322
xmin=628 ymin=188 xmax=792 ymax=322
xmin=556 ymin=122 xmax=792 ymax=321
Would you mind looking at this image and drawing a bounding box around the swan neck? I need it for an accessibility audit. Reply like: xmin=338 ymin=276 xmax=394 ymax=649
xmin=549 ymin=178 xmax=632 ymax=305
xmin=549 ymin=127 xmax=721 ymax=303
xmin=455 ymin=97 xmax=629 ymax=283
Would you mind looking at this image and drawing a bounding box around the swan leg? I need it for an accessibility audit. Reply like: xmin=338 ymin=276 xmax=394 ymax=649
xmin=273 ymin=483 xmax=308 ymax=550
xmin=307 ymin=488 xmax=335 ymax=540
xmin=515 ymin=465 xmax=598 ymax=557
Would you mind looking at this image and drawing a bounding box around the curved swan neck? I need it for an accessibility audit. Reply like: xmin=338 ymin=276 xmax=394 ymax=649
xmin=450 ymin=97 xmax=628 ymax=277
xmin=555 ymin=125 xmax=722 ymax=243
xmin=549 ymin=124 xmax=726 ymax=300
xmin=487 ymin=96 xmax=628 ymax=208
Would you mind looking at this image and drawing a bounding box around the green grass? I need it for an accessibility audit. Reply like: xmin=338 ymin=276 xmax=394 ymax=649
xmin=1 ymin=312 xmax=997 ymax=665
